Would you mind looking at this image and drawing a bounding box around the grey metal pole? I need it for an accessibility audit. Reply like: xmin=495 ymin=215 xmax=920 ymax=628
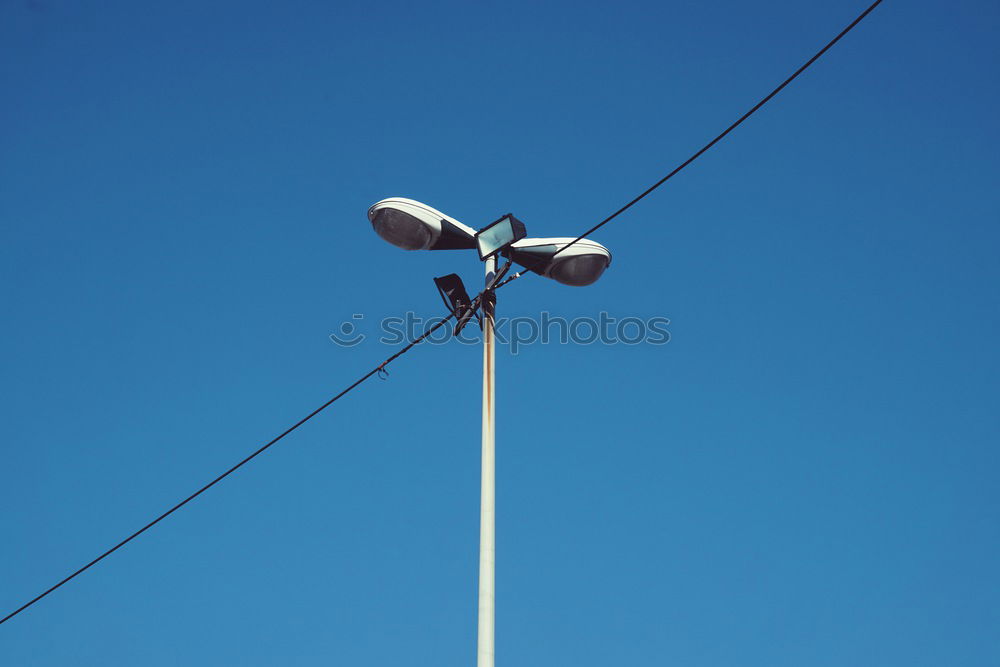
xmin=477 ymin=256 xmax=497 ymax=667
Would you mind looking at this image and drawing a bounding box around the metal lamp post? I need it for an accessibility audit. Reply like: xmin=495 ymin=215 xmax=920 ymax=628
xmin=367 ymin=197 xmax=612 ymax=666
xmin=478 ymin=253 xmax=496 ymax=666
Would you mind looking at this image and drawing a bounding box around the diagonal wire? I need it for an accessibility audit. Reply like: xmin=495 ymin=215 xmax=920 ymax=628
xmin=0 ymin=311 xmax=456 ymax=626
xmin=1 ymin=262 xmax=519 ymax=626
xmin=2 ymin=0 xmax=885 ymax=628
xmin=496 ymin=0 xmax=885 ymax=289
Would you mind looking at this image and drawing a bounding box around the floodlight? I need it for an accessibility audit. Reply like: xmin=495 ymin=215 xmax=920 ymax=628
xmin=475 ymin=214 xmax=527 ymax=261
xmin=368 ymin=197 xmax=477 ymax=251
xmin=433 ymin=273 xmax=480 ymax=335
xmin=508 ymin=237 xmax=612 ymax=286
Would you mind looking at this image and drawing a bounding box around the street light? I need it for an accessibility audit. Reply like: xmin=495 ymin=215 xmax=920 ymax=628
xmin=366 ymin=197 xmax=612 ymax=667
xmin=368 ymin=197 xmax=477 ymax=251
xmin=509 ymin=237 xmax=612 ymax=286
xmin=367 ymin=197 xmax=612 ymax=286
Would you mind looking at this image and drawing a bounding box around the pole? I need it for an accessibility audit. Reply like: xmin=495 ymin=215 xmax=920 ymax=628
xmin=477 ymin=256 xmax=497 ymax=667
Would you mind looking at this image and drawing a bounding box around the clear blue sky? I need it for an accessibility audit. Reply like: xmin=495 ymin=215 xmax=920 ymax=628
xmin=2 ymin=0 xmax=998 ymax=664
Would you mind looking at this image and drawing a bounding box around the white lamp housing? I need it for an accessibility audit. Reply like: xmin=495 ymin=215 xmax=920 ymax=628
xmin=368 ymin=197 xmax=477 ymax=251
xmin=509 ymin=237 xmax=612 ymax=286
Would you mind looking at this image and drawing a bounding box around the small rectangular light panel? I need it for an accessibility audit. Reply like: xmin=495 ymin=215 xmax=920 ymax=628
xmin=475 ymin=214 xmax=527 ymax=260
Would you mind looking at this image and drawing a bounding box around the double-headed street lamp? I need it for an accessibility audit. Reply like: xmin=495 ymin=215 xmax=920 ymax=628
xmin=367 ymin=197 xmax=612 ymax=666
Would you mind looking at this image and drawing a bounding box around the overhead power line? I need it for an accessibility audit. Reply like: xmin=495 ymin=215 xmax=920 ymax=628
xmin=1 ymin=267 xmax=516 ymax=626
xmin=1 ymin=0 xmax=883 ymax=627
xmin=0 ymin=312 xmax=457 ymax=626
xmin=498 ymin=0 xmax=885 ymax=289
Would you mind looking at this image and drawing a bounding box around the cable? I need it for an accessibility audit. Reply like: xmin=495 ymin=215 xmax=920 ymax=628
xmin=0 ymin=312 xmax=457 ymax=626
xmin=492 ymin=0 xmax=883 ymax=290
xmin=2 ymin=0 xmax=884 ymax=628
xmin=547 ymin=0 xmax=884 ymax=260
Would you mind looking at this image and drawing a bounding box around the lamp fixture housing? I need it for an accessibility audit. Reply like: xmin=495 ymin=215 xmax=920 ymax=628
xmin=509 ymin=237 xmax=612 ymax=286
xmin=368 ymin=197 xmax=477 ymax=251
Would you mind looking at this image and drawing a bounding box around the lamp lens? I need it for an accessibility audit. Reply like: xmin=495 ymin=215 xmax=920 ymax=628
xmin=371 ymin=209 xmax=432 ymax=250
xmin=477 ymin=218 xmax=515 ymax=259
xmin=549 ymin=254 xmax=609 ymax=286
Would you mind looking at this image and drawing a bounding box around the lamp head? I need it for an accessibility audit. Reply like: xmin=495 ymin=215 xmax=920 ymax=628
xmin=368 ymin=197 xmax=477 ymax=251
xmin=509 ymin=237 xmax=612 ymax=286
